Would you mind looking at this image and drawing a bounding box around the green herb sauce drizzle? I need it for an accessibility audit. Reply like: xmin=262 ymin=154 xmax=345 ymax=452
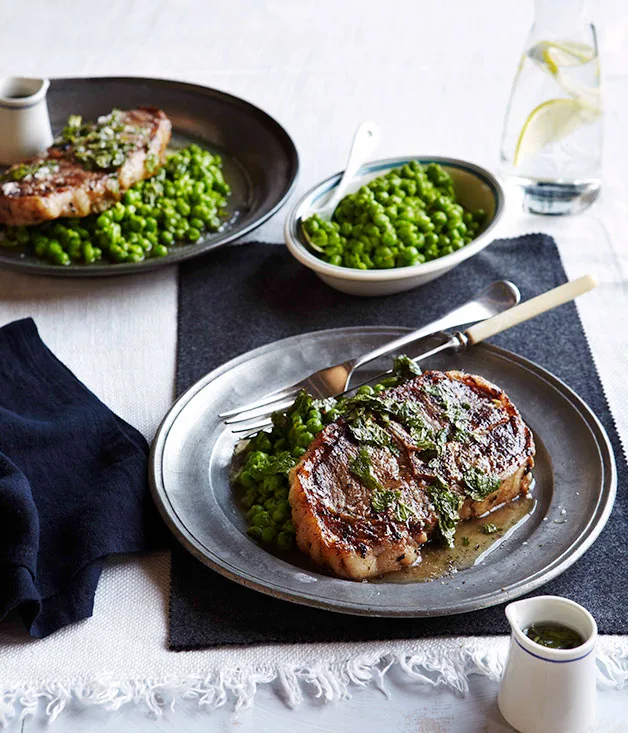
xmin=1 ymin=160 xmax=59 ymax=182
xmin=54 ymin=109 xmax=148 ymax=171
xmin=482 ymin=522 xmax=500 ymax=535
xmin=427 ymin=477 xmax=464 ymax=547
xmin=463 ymin=466 xmax=501 ymax=501
xmin=349 ymin=446 xmax=384 ymax=493
xmin=424 ymin=381 xmax=477 ymax=442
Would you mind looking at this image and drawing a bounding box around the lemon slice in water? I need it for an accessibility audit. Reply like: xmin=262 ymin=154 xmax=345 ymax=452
xmin=527 ymin=40 xmax=601 ymax=111
xmin=514 ymin=98 xmax=589 ymax=167
xmin=528 ymin=40 xmax=596 ymax=75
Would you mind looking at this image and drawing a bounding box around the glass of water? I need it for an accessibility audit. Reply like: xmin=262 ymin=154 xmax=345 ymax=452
xmin=500 ymin=0 xmax=602 ymax=215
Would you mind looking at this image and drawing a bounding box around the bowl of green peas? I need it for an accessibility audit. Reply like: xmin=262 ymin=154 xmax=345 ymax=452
xmin=284 ymin=157 xmax=506 ymax=296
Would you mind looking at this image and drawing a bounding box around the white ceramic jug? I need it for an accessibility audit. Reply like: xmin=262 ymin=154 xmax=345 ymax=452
xmin=0 ymin=77 xmax=53 ymax=164
xmin=498 ymin=595 xmax=597 ymax=733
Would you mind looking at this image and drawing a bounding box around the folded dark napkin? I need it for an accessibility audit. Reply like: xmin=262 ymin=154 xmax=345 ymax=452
xmin=171 ymin=235 xmax=627 ymax=649
xmin=0 ymin=318 xmax=163 ymax=638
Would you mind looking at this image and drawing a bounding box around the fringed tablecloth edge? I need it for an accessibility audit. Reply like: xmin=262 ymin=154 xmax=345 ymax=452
xmin=2 ymin=638 xmax=628 ymax=726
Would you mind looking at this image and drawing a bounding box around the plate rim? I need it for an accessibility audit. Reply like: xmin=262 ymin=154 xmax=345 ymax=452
xmin=150 ymin=326 xmax=617 ymax=617
xmin=0 ymin=75 xmax=299 ymax=277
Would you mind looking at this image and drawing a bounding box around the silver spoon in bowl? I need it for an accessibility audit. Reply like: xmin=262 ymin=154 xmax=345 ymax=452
xmin=301 ymin=121 xmax=380 ymax=252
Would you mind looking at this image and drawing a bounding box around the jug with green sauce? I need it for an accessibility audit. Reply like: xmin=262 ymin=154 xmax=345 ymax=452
xmin=498 ymin=595 xmax=597 ymax=733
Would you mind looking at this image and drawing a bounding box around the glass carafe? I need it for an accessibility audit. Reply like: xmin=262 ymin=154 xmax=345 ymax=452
xmin=500 ymin=0 xmax=602 ymax=215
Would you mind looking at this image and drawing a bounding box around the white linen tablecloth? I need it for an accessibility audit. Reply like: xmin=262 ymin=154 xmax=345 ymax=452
xmin=0 ymin=0 xmax=627 ymax=726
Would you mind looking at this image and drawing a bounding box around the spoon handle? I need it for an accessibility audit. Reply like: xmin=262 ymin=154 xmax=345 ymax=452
xmin=321 ymin=121 xmax=380 ymax=214
xmin=465 ymin=274 xmax=597 ymax=345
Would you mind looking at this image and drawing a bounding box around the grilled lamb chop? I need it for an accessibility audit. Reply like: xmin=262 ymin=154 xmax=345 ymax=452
xmin=0 ymin=107 xmax=171 ymax=226
xmin=289 ymin=370 xmax=535 ymax=580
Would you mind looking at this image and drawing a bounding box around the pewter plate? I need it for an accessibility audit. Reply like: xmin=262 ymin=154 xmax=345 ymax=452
xmin=150 ymin=328 xmax=616 ymax=616
xmin=0 ymin=77 xmax=298 ymax=276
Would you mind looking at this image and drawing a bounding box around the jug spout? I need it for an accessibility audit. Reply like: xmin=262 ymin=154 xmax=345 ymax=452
xmin=504 ymin=599 xmax=522 ymax=634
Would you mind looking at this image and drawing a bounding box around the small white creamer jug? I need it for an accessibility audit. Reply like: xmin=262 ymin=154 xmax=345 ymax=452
xmin=498 ymin=595 xmax=597 ymax=733
xmin=0 ymin=77 xmax=53 ymax=164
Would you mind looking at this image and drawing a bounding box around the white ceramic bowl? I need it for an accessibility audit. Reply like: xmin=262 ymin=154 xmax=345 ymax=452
xmin=284 ymin=156 xmax=506 ymax=296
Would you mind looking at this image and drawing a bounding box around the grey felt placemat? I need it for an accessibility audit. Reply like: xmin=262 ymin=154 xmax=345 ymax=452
xmin=170 ymin=235 xmax=626 ymax=649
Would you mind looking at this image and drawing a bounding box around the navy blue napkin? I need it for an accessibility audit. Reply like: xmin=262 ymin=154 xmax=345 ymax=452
xmin=0 ymin=318 xmax=163 ymax=638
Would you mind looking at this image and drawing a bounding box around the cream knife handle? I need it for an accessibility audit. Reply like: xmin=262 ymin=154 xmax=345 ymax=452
xmin=465 ymin=274 xmax=597 ymax=345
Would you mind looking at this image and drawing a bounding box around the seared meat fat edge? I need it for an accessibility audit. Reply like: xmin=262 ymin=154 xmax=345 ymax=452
xmin=289 ymin=370 xmax=535 ymax=580
xmin=0 ymin=107 xmax=172 ymax=226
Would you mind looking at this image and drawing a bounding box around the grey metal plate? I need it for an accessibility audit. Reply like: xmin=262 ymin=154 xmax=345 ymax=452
xmin=0 ymin=76 xmax=298 ymax=276
xmin=150 ymin=328 xmax=616 ymax=617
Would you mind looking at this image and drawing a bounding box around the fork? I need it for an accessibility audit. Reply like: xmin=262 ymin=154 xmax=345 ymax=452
xmin=219 ymin=280 xmax=520 ymax=425
xmin=225 ymin=274 xmax=596 ymax=435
